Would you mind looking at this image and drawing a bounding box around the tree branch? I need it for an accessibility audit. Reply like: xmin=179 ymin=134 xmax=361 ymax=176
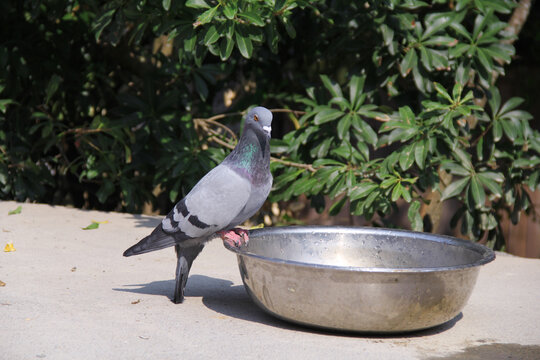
xmin=503 ymin=0 xmax=533 ymax=43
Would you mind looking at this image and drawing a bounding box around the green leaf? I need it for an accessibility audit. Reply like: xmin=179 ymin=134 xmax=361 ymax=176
xmin=398 ymin=106 xmax=416 ymax=126
xmin=400 ymin=49 xmax=417 ymax=77
xmin=478 ymin=173 xmax=502 ymax=197
xmin=349 ymin=75 xmax=365 ymax=109
xmin=92 ymin=9 xmax=115 ymax=41
xmin=45 ymin=74 xmax=62 ymax=105
xmin=442 ymin=162 xmax=471 ymax=176
xmin=203 ymin=25 xmax=220 ymax=45
xmin=401 ymin=186 xmax=412 ymax=202
xmin=414 ymin=140 xmax=427 ymax=169
xmin=275 ymin=169 xmax=304 ymax=187
xmin=434 ymin=82 xmax=453 ymax=103
xmin=476 ymin=48 xmax=493 ymax=73
xmin=412 ymin=64 xmax=429 ymax=93
xmin=500 ymin=119 xmax=518 ymax=141
xmin=472 ymin=11 xmax=492 ymax=40
xmin=235 ymin=31 xmax=253 ymax=58
xmin=353 ymin=116 xmax=378 ymax=145
xmin=162 ymin=0 xmax=171 ymax=11
xmin=419 ymin=46 xmax=432 ymax=71
xmin=96 ymin=181 xmax=115 ymax=203
xmin=391 ymin=183 xmax=402 ymax=202
xmin=270 ymin=139 xmax=290 ymax=154
xmin=493 ymin=119 xmax=502 ymax=142
xmin=219 ymin=37 xmax=235 ymax=60
xmin=0 ymin=99 xmax=18 ymax=113
xmin=452 ymin=83 xmax=463 ymax=100
xmin=329 ymin=196 xmax=347 ymax=216
xmin=399 ymin=144 xmax=415 ymax=171
xmin=82 ymin=222 xmax=100 ymax=230
xmin=329 ymin=174 xmax=347 ymax=198
xmin=313 ymin=159 xmax=345 ymax=167
xmin=453 ymin=147 xmax=473 ymax=171
xmin=479 ymin=171 xmax=504 ymax=183
xmin=186 ymin=0 xmax=210 ymax=9
xmin=441 ymin=176 xmax=470 ymax=201
xmin=381 ymin=177 xmax=398 ymax=189
xmin=193 ymin=73 xmax=208 ymax=100
xmin=329 ymin=97 xmax=350 ymax=110
xmin=422 ymin=15 xmax=451 ymax=40
xmin=422 ymin=100 xmax=448 ymax=111
xmin=470 ymin=175 xmax=486 ymax=208
xmin=337 ymin=113 xmax=351 ymax=140
xmin=292 ymin=176 xmax=318 ymax=196
xmin=8 ymin=206 xmax=22 ymax=215
xmin=239 ymin=11 xmax=265 ymax=26
xmin=349 ymin=182 xmax=377 ymax=200
xmin=320 ymin=75 xmax=343 ymax=98
xmin=281 ymin=16 xmax=296 ymax=38
xmin=423 ymin=36 xmax=457 ymax=46
xmin=313 ymin=108 xmax=343 ymax=125
xmin=266 ymin=21 xmax=279 ymax=53
xmin=408 ymin=200 xmax=423 ymax=231
xmin=197 ymin=5 xmax=218 ymax=25
xmin=310 ymin=137 xmax=333 ymax=158
xmin=380 ymin=24 xmax=394 ymax=45
xmin=502 ymin=110 xmax=533 ymax=122
xmin=223 ymin=4 xmax=237 ymax=19
xmin=450 ymin=22 xmax=472 ymax=41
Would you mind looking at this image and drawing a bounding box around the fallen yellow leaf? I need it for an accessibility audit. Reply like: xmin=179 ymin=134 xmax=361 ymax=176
xmin=250 ymin=223 xmax=265 ymax=229
xmin=0 ymin=280 xmax=5 ymax=287
xmin=4 ymin=242 xmax=15 ymax=252
xmin=91 ymin=220 xmax=109 ymax=224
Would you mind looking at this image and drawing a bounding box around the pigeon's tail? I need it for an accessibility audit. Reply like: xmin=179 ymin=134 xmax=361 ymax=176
xmin=123 ymin=225 xmax=178 ymax=257
xmin=173 ymin=244 xmax=205 ymax=304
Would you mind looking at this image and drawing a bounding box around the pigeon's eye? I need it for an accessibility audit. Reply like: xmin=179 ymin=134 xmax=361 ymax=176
xmin=254 ymin=114 xmax=259 ymax=122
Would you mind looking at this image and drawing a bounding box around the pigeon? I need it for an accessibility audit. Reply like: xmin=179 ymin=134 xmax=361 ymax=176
xmin=123 ymin=106 xmax=273 ymax=303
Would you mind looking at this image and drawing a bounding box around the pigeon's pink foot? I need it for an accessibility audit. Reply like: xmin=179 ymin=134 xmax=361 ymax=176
xmin=218 ymin=228 xmax=249 ymax=248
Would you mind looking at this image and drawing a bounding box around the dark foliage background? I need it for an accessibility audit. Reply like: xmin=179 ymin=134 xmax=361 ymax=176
xmin=1 ymin=0 xmax=539 ymax=250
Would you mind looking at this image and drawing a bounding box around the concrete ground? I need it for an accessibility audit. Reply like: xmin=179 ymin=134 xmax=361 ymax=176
xmin=1 ymin=201 xmax=539 ymax=360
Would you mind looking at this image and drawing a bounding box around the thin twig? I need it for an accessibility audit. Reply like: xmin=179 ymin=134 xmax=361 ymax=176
xmin=208 ymin=136 xmax=235 ymax=150
xmin=270 ymin=157 xmax=316 ymax=172
xmin=62 ymin=128 xmax=109 ymax=136
xmin=471 ymin=123 xmax=493 ymax=146
xmin=268 ymin=108 xmax=306 ymax=117
xmin=195 ymin=108 xmax=316 ymax=173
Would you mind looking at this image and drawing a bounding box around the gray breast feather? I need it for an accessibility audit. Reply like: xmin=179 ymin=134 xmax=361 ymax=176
xmin=226 ymin=175 xmax=272 ymax=229
xmin=162 ymin=165 xmax=251 ymax=238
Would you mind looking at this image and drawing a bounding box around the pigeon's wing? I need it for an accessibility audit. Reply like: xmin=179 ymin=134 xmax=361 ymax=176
xmin=123 ymin=223 xmax=182 ymax=256
xmin=124 ymin=164 xmax=251 ymax=256
xmin=169 ymin=164 xmax=252 ymax=236
xmin=226 ymin=176 xmax=272 ymax=228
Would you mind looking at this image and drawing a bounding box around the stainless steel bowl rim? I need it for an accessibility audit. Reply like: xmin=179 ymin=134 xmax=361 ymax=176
xmin=224 ymin=226 xmax=496 ymax=273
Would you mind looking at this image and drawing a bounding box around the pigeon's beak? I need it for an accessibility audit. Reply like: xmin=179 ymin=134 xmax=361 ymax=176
xmin=262 ymin=125 xmax=272 ymax=137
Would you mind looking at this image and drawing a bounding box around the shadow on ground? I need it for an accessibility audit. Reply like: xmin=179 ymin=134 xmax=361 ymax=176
xmin=126 ymin=214 xmax=160 ymax=229
xmin=115 ymin=274 xmax=462 ymax=338
xmin=114 ymin=275 xmax=291 ymax=329
xmin=424 ymin=342 xmax=540 ymax=360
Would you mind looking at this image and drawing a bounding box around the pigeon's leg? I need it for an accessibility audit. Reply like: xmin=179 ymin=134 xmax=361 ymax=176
xmin=174 ymin=252 xmax=189 ymax=304
xmin=218 ymin=228 xmax=249 ymax=248
xmin=173 ymin=244 xmax=204 ymax=304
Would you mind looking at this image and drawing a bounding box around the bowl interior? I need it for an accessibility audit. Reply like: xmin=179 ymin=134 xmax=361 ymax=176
xmin=242 ymin=227 xmax=493 ymax=270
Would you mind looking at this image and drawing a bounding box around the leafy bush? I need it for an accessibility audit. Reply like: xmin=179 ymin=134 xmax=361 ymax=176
xmin=1 ymin=0 xmax=538 ymax=249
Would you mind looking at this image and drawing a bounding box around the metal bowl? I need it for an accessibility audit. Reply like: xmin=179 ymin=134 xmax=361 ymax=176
xmin=224 ymin=226 xmax=495 ymax=333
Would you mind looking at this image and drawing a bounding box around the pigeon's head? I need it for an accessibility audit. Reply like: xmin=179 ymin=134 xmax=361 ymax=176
xmin=246 ymin=106 xmax=272 ymax=137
